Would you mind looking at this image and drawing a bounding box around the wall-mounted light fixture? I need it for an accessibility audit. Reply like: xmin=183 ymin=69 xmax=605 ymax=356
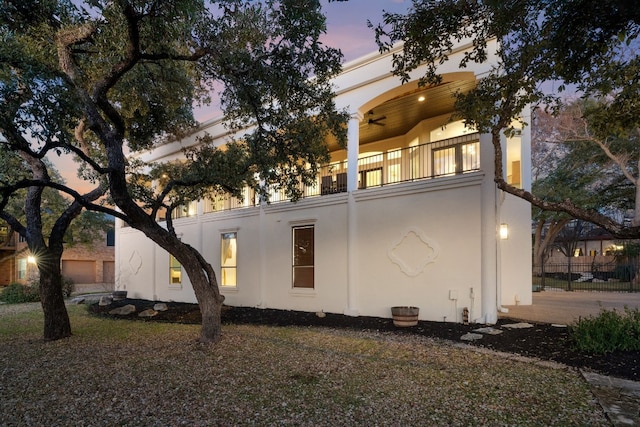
xmin=418 ymin=95 xmax=425 ymax=102
xmin=499 ymin=223 xmax=509 ymax=240
xmin=27 ymin=255 xmax=36 ymax=264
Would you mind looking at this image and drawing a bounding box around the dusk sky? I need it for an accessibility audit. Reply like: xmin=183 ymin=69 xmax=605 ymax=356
xmin=321 ymin=0 xmax=409 ymax=62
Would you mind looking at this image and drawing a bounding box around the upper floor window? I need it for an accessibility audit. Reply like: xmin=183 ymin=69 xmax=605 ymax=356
xmin=433 ymin=141 xmax=479 ymax=176
xmin=506 ymin=130 xmax=522 ymax=188
xmin=171 ymin=201 xmax=198 ymax=219
xmin=106 ymin=229 xmax=115 ymax=246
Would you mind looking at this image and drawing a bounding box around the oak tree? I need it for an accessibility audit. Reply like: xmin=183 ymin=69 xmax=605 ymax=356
xmin=371 ymin=0 xmax=640 ymax=238
xmin=0 ymin=0 xmax=347 ymax=343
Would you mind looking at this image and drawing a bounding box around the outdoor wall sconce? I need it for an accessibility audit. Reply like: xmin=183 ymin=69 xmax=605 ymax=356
xmin=499 ymin=223 xmax=509 ymax=240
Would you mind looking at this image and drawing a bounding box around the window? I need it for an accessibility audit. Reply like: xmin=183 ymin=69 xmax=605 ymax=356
xmin=433 ymin=141 xmax=479 ymax=176
xmin=506 ymin=133 xmax=522 ymax=188
xmin=387 ymin=150 xmax=402 ymax=184
xmin=221 ymin=232 xmax=237 ymax=287
xmin=106 ymin=229 xmax=115 ymax=246
xmin=169 ymin=255 xmax=182 ymax=284
xmin=292 ymin=225 xmax=314 ymax=289
xmin=18 ymin=258 xmax=26 ymax=280
xmin=462 ymin=141 xmax=480 ymax=171
xmin=433 ymin=146 xmax=456 ymax=176
xmin=172 ymin=201 xmax=198 ymax=219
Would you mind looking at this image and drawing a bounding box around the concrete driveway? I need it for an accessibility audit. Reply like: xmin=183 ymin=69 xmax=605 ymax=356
xmin=500 ymin=291 xmax=640 ymax=325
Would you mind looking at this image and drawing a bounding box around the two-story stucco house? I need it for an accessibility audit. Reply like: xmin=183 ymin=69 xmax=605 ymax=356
xmin=115 ymin=40 xmax=532 ymax=324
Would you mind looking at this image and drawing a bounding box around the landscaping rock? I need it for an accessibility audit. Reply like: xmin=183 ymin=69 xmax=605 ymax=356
xmin=473 ymin=326 xmax=503 ymax=335
xmin=502 ymin=322 xmax=534 ymax=329
xmin=153 ymin=303 xmax=168 ymax=312
xmin=138 ymin=309 xmax=158 ymax=318
xmin=109 ymin=304 xmax=136 ymax=316
xmin=315 ymin=311 xmax=326 ymax=318
xmin=99 ymin=296 xmax=113 ymax=306
xmin=460 ymin=333 xmax=483 ymax=341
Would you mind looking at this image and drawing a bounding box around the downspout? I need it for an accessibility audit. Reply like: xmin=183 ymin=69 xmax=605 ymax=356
xmin=152 ymin=243 xmax=157 ymax=301
xmin=258 ymin=190 xmax=267 ymax=308
xmin=345 ymin=112 xmax=362 ymax=317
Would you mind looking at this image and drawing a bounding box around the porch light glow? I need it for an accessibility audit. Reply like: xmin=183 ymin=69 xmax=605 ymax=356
xmin=418 ymin=95 xmax=425 ymax=102
xmin=499 ymin=223 xmax=509 ymax=240
xmin=27 ymin=255 xmax=36 ymax=264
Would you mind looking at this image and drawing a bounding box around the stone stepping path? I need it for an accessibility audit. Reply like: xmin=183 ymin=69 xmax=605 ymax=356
xmin=460 ymin=322 xmax=535 ymax=342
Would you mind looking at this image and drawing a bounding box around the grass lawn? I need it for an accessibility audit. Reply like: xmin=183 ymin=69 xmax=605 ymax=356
xmin=0 ymin=303 xmax=608 ymax=426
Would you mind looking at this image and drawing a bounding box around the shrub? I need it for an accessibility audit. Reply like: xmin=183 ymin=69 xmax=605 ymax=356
xmin=62 ymin=277 xmax=74 ymax=298
xmin=570 ymin=307 xmax=640 ymax=353
xmin=0 ymin=283 xmax=40 ymax=304
xmin=0 ymin=278 xmax=75 ymax=303
xmin=614 ymin=264 xmax=636 ymax=282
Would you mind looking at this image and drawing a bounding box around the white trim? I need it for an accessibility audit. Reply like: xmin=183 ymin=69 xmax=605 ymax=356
xmin=289 ymin=288 xmax=317 ymax=297
xmin=353 ymin=172 xmax=484 ymax=202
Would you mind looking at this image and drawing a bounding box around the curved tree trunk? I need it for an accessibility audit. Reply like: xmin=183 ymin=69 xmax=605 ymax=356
xmin=38 ymin=254 xmax=71 ymax=340
xmin=167 ymin=242 xmax=225 ymax=343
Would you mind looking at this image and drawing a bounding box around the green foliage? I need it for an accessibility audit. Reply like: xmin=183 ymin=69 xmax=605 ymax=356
xmin=372 ymin=0 xmax=640 ymax=237
xmin=0 ymin=276 xmax=73 ymax=303
xmin=570 ymin=307 xmax=640 ymax=353
xmin=62 ymin=277 xmax=74 ymax=298
xmin=0 ymin=283 xmax=40 ymax=304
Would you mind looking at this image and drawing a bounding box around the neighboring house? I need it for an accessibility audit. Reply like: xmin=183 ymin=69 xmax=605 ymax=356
xmin=0 ymin=223 xmax=115 ymax=289
xmin=0 ymin=225 xmax=17 ymax=286
xmin=547 ymin=226 xmax=621 ymax=261
xmin=115 ymin=41 xmax=532 ymax=324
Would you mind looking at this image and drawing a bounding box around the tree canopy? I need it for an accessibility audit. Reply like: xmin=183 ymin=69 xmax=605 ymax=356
xmin=371 ymin=0 xmax=640 ymax=238
xmin=0 ymin=0 xmax=347 ymax=342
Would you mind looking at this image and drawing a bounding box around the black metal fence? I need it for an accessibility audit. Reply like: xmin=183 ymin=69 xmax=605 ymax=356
xmin=533 ymin=261 xmax=640 ymax=292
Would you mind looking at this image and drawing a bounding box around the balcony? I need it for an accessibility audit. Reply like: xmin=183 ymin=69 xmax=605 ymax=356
xmin=166 ymin=133 xmax=480 ymax=218
xmin=268 ymin=133 xmax=480 ymax=202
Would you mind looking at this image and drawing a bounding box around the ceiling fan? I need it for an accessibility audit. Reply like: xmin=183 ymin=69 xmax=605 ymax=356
xmin=366 ymin=111 xmax=386 ymax=126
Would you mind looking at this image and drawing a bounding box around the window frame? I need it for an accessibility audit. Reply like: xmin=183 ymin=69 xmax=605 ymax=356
xmin=220 ymin=231 xmax=238 ymax=288
xmin=17 ymin=258 xmax=27 ymax=280
xmin=169 ymin=255 xmax=182 ymax=286
xmin=432 ymin=141 xmax=480 ymax=176
xmin=292 ymin=225 xmax=315 ymax=289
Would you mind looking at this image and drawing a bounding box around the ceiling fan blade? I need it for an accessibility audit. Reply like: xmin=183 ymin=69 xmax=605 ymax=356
xmin=367 ymin=115 xmax=386 ymax=126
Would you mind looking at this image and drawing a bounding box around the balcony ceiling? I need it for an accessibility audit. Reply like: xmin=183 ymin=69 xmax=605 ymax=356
xmin=358 ymin=79 xmax=477 ymax=146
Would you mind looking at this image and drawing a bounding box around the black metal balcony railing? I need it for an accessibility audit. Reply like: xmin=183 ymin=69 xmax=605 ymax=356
xmin=167 ymin=134 xmax=480 ymax=218
xmin=268 ymin=134 xmax=479 ymax=203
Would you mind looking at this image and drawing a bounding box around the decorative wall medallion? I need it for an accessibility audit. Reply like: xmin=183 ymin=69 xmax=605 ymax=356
xmin=388 ymin=227 xmax=440 ymax=277
xmin=128 ymin=250 xmax=143 ymax=275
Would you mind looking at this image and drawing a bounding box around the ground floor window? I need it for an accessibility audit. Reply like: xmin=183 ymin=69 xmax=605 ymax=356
xmin=221 ymin=232 xmax=237 ymax=287
xmin=169 ymin=255 xmax=182 ymax=285
xmin=292 ymin=225 xmax=314 ymax=289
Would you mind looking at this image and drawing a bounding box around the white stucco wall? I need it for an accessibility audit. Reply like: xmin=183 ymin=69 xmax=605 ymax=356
xmin=115 ymin=38 xmax=532 ymax=323
xmin=115 ymin=172 xmax=494 ymax=323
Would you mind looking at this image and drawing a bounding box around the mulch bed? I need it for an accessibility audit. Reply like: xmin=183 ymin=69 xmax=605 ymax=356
xmin=89 ymin=298 xmax=640 ymax=382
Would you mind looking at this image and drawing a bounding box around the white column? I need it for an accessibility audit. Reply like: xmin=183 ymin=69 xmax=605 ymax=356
xmin=347 ymin=112 xmax=362 ymax=191
xmin=480 ymin=132 xmax=498 ymax=324
xmin=345 ymin=112 xmax=361 ymax=316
